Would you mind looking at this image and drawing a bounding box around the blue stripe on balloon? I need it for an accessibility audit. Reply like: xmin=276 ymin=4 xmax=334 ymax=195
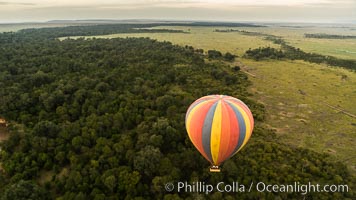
xmin=226 ymin=101 xmax=246 ymax=156
xmin=201 ymin=101 xmax=218 ymax=163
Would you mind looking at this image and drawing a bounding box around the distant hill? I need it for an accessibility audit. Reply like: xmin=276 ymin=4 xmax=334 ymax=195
xmin=46 ymin=19 xmax=264 ymax=26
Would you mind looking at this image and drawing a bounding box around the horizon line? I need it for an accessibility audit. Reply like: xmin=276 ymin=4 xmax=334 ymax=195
xmin=0 ymin=18 xmax=355 ymax=25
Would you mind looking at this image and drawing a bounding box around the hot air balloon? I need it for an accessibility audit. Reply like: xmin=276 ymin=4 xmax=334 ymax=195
xmin=185 ymin=95 xmax=254 ymax=172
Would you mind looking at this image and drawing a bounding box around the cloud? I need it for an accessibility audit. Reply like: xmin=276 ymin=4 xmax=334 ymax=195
xmin=93 ymin=0 xmax=356 ymax=10
xmin=3 ymin=0 xmax=355 ymax=9
xmin=302 ymin=0 xmax=355 ymax=7
xmin=0 ymin=0 xmax=354 ymax=23
xmin=0 ymin=1 xmax=36 ymax=5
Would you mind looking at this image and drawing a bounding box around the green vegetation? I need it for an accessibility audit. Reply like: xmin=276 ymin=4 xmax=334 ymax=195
xmin=238 ymin=30 xmax=356 ymax=71
xmin=215 ymin=29 xmax=269 ymax=37
xmin=216 ymin=25 xmax=356 ymax=60
xmin=73 ymin=26 xmax=279 ymax=56
xmin=0 ymin=24 xmax=355 ymax=199
xmin=245 ymin=47 xmax=285 ymax=60
xmin=1 ymin=180 xmax=49 ymax=200
xmin=305 ymin=33 xmax=356 ymax=39
xmin=218 ymin=32 xmax=356 ymax=70
xmin=239 ymin=58 xmax=356 ymax=169
xmin=0 ymin=24 xmax=189 ymax=43
xmin=245 ymin=45 xmax=356 ymax=71
xmin=82 ymin=25 xmax=356 ymax=171
xmin=281 ymin=44 xmax=356 ymax=71
xmin=0 ymin=21 xmax=261 ymax=40
xmin=207 ymin=50 xmax=236 ymax=61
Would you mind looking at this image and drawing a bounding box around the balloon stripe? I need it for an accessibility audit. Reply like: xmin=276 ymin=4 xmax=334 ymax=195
xmin=210 ymin=100 xmax=222 ymax=165
xmin=219 ymin=102 xmax=239 ymax=163
xmin=186 ymin=101 xmax=206 ymax=142
xmin=235 ymin=100 xmax=254 ymax=134
xmin=202 ymin=101 xmax=218 ymax=163
xmin=186 ymin=103 xmax=205 ymax=145
xmin=228 ymin=101 xmax=252 ymax=148
xmin=217 ymin=101 xmax=232 ymax=164
xmin=187 ymin=101 xmax=216 ymax=161
xmin=185 ymin=97 xmax=216 ymax=123
xmin=226 ymin=98 xmax=254 ymax=131
xmin=186 ymin=99 xmax=215 ymax=130
xmin=185 ymin=95 xmax=254 ymax=169
xmin=225 ymin=101 xmax=254 ymax=160
xmin=226 ymin=101 xmax=246 ymax=155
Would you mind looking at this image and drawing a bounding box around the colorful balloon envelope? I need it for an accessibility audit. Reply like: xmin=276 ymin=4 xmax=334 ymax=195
xmin=185 ymin=95 xmax=254 ymax=172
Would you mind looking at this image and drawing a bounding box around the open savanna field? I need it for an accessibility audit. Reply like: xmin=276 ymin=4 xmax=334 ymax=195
xmin=75 ymin=25 xmax=356 ymax=172
xmin=71 ymin=24 xmax=356 ymax=60
xmin=67 ymin=26 xmax=280 ymax=56
xmin=238 ymin=24 xmax=356 ymax=60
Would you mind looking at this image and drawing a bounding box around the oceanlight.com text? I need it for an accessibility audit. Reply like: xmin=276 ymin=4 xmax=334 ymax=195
xmin=165 ymin=181 xmax=349 ymax=195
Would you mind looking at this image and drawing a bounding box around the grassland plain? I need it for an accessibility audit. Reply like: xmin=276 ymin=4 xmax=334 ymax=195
xmin=233 ymin=25 xmax=356 ymax=60
xmin=239 ymin=59 xmax=356 ymax=169
xmin=73 ymin=25 xmax=356 ymax=60
xmin=78 ymin=26 xmax=356 ymax=173
xmin=69 ymin=26 xmax=280 ymax=56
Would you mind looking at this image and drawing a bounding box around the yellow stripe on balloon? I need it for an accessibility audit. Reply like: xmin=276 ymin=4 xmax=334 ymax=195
xmin=210 ymin=100 xmax=222 ymax=165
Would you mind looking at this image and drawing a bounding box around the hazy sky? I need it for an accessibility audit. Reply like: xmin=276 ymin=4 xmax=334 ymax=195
xmin=0 ymin=0 xmax=355 ymax=23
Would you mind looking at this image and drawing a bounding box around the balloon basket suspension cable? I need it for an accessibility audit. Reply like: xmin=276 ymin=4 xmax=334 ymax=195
xmin=209 ymin=165 xmax=221 ymax=173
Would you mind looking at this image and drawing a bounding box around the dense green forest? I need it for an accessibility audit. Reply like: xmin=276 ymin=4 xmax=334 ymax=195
xmin=0 ymin=24 xmax=186 ymax=43
xmin=0 ymin=24 xmax=355 ymax=199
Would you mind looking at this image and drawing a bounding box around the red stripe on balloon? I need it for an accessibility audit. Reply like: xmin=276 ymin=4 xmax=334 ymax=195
xmin=220 ymin=101 xmax=240 ymax=163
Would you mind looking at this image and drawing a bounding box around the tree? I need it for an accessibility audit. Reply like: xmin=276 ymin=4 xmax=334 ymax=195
xmin=117 ymin=168 xmax=140 ymax=194
xmin=224 ymin=52 xmax=235 ymax=61
xmin=32 ymin=121 xmax=61 ymax=138
xmin=133 ymin=146 xmax=163 ymax=177
xmin=103 ymin=175 xmax=116 ymax=193
xmin=1 ymin=180 xmax=49 ymax=200
xmin=233 ymin=66 xmax=241 ymax=71
xmin=208 ymin=50 xmax=222 ymax=59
